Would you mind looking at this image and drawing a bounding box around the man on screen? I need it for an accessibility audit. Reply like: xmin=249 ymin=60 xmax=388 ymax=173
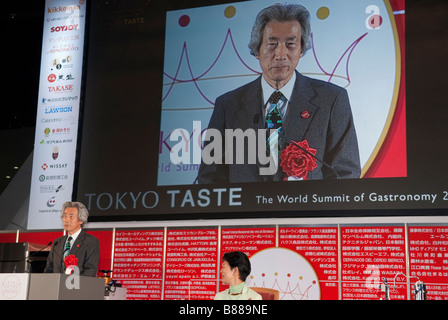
xmin=44 ymin=201 xmax=100 ymax=277
xmin=198 ymin=3 xmax=361 ymax=183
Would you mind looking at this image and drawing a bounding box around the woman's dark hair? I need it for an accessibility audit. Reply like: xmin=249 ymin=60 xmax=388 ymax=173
xmin=223 ymin=251 xmax=251 ymax=281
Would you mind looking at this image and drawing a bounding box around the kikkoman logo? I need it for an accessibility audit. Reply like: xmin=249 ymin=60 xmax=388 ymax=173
xmin=47 ymin=5 xmax=81 ymax=14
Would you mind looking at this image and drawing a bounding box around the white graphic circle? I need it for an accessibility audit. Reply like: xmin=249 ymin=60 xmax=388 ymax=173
xmin=246 ymin=247 xmax=321 ymax=300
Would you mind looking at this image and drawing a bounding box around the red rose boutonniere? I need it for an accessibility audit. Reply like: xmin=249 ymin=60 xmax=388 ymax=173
xmin=64 ymin=254 xmax=78 ymax=274
xmin=280 ymin=140 xmax=318 ymax=180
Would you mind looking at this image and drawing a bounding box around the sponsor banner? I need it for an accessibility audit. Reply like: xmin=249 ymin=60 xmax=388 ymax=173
xmin=408 ymin=226 xmax=448 ymax=300
xmin=113 ymin=229 xmax=165 ymax=300
xmin=163 ymin=228 xmax=219 ymax=300
xmin=220 ymin=227 xmax=276 ymax=293
xmin=340 ymin=226 xmax=407 ymax=300
xmin=279 ymin=226 xmax=339 ymax=300
xmin=93 ymin=224 xmax=448 ymax=300
xmin=27 ymin=0 xmax=86 ymax=229
xmin=164 ymin=228 xmax=219 ymax=300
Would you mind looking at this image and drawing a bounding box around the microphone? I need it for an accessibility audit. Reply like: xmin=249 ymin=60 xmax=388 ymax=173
xmin=43 ymin=239 xmax=64 ymax=273
xmin=25 ymin=241 xmax=53 ymax=272
xmin=380 ymin=277 xmax=390 ymax=300
xmin=279 ymin=135 xmax=341 ymax=179
xmin=414 ymin=280 xmax=427 ymax=300
xmin=27 ymin=241 xmax=52 ymax=259
xmin=393 ymin=272 xmax=426 ymax=300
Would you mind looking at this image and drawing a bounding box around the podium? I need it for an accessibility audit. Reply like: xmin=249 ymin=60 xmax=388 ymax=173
xmin=0 ymin=273 xmax=105 ymax=300
xmin=0 ymin=242 xmax=50 ymax=274
xmin=28 ymin=274 xmax=105 ymax=300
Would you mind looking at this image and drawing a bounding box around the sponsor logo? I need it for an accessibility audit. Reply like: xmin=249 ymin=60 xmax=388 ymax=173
xmin=49 ymin=163 xmax=68 ymax=169
xmin=48 ymin=84 xmax=73 ymax=93
xmin=38 ymin=174 xmax=70 ymax=182
xmin=42 ymin=162 xmax=68 ymax=171
xmin=40 ymin=138 xmax=74 ymax=145
xmin=1 ymin=275 xmax=22 ymax=299
xmin=50 ymin=56 xmax=73 ymax=71
xmin=47 ymin=5 xmax=81 ymax=14
xmin=52 ymin=146 xmax=59 ymax=160
xmin=40 ymin=184 xmax=64 ymax=193
xmin=47 ymin=44 xmax=80 ymax=54
xmin=50 ymin=24 xmax=79 ymax=33
xmin=47 ymin=196 xmax=56 ymax=207
xmin=45 ymin=106 xmax=73 ymax=114
xmin=48 ymin=74 xmax=57 ymax=82
xmin=47 ymin=73 xmax=75 ymax=82
xmin=42 ymin=96 xmax=78 ymax=103
xmin=40 ymin=116 xmax=75 ymax=125
xmin=44 ymin=127 xmax=72 ymax=135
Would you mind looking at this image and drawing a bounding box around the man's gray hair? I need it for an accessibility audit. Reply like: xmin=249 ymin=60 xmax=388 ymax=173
xmin=248 ymin=3 xmax=311 ymax=56
xmin=61 ymin=201 xmax=89 ymax=225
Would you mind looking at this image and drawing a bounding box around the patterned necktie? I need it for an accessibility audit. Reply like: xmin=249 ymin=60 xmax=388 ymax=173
xmin=265 ymin=91 xmax=284 ymax=130
xmin=265 ymin=91 xmax=285 ymax=174
xmin=63 ymin=236 xmax=72 ymax=260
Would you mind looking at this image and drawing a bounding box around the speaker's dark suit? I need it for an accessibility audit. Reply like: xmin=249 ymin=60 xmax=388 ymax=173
xmin=198 ymin=71 xmax=361 ymax=183
xmin=44 ymin=230 xmax=100 ymax=277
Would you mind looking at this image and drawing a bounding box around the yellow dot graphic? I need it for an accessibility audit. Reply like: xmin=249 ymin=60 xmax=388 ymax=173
xmin=317 ymin=6 xmax=330 ymax=20
xmin=224 ymin=6 xmax=236 ymax=19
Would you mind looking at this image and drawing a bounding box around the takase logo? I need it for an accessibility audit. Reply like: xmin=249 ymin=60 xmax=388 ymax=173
xmin=48 ymin=84 xmax=73 ymax=93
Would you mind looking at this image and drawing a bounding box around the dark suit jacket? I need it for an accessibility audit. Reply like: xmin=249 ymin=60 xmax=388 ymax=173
xmin=44 ymin=230 xmax=100 ymax=277
xmin=198 ymin=71 xmax=361 ymax=183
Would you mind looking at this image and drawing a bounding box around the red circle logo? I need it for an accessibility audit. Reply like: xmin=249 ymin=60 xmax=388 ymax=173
xmin=48 ymin=74 xmax=56 ymax=82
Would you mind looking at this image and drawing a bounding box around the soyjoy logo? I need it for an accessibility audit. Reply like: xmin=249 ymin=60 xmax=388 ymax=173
xmin=50 ymin=24 xmax=79 ymax=33
xmin=48 ymin=74 xmax=56 ymax=82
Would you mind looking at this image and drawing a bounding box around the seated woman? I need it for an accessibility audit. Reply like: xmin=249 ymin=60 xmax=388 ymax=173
xmin=214 ymin=251 xmax=262 ymax=300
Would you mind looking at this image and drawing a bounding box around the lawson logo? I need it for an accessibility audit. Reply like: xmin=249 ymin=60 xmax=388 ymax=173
xmin=45 ymin=106 xmax=73 ymax=114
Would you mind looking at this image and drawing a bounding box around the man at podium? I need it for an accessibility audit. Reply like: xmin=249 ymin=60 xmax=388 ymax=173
xmin=44 ymin=201 xmax=100 ymax=277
